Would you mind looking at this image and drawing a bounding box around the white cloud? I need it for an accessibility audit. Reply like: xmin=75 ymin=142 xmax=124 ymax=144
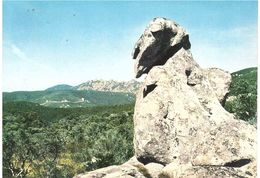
xmin=9 ymin=44 xmax=56 ymax=71
xmin=11 ymin=44 xmax=28 ymax=61
xmin=3 ymin=44 xmax=62 ymax=91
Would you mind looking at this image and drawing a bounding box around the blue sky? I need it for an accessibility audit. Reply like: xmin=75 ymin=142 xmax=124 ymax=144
xmin=3 ymin=1 xmax=258 ymax=91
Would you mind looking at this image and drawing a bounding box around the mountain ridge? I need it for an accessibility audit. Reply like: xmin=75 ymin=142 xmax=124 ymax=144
xmin=45 ymin=84 xmax=74 ymax=91
xmin=46 ymin=79 xmax=141 ymax=94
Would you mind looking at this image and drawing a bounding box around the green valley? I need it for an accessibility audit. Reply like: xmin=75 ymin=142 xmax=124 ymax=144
xmin=3 ymin=90 xmax=135 ymax=108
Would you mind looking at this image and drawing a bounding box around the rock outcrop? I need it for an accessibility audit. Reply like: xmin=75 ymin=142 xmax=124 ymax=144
xmin=75 ymin=80 xmax=141 ymax=94
xmin=133 ymin=17 xmax=256 ymax=177
xmin=73 ymin=157 xmax=161 ymax=178
xmin=75 ymin=17 xmax=257 ymax=178
xmin=46 ymin=80 xmax=141 ymax=94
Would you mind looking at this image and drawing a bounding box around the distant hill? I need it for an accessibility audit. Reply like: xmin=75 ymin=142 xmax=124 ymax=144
xmin=3 ymin=90 xmax=135 ymax=108
xmin=46 ymin=80 xmax=141 ymax=94
xmin=224 ymin=67 xmax=257 ymax=125
xmin=232 ymin=67 xmax=257 ymax=76
xmin=4 ymin=80 xmax=140 ymax=108
xmin=229 ymin=67 xmax=257 ymax=96
xmin=45 ymin=84 xmax=74 ymax=91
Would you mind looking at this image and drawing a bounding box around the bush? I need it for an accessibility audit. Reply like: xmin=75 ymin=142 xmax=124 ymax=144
xmin=225 ymin=77 xmax=257 ymax=125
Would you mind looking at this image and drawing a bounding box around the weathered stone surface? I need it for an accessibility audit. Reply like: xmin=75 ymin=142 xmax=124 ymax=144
xmin=134 ymin=48 xmax=256 ymax=166
xmin=205 ymin=68 xmax=232 ymax=105
xmin=73 ymin=163 xmax=146 ymax=178
xmin=73 ymin=157 xmax=164 ymax=178
xmin=145 ymin=162 xmax=164 ymax=178
xmin=75 ymin=79 xmax=141 ymax=94
xmin=160 ymin=162 xmax=255 ymax=178
xmin=132 ymin=17 xmax=191 ymax=78
xmin=133 ymin=18 xmax=256 ymax=177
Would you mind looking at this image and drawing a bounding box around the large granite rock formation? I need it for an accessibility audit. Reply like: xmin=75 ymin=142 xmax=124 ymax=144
xmin=133 ymin=17 xmax=256 ymax=177
xmin=74 ymin=17 xmax=256 ymax=178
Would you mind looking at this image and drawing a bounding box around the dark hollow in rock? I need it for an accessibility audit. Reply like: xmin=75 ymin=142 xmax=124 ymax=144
xmin=185 ymin=69 xmax=197 ymax=86
xmin=181 ymin=35 xmax=191 ymax=50
xmin=187 ymin=82 xmax=196 ymax=87
xmin=137 ymin=155 xmax=166 ymax=166
xmin=143 ymin=84 xmax=157 ymax=98
xmin=224 ymin=159 xmax=251 ymax=168
xmin=153 ymin=43 xmax=183 ymax=67
xmin=163 ymin=112 xmax=168 ymax=119
xmin=133 ymin=46 xmax=140 ymax=59
xmin=185 ymin=69 xmax=191 ymax=77
xmin=151 ymin=28 xmax=176 ymax=41
xmin=220 ymin=92 xmax=229 ymax=106
xmin=245 ymin=171 xmax=253 ymax=176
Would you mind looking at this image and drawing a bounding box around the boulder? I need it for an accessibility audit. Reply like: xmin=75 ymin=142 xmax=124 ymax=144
xmin=144 ymin=162 xmax=164 ymax=178
xmin=133 ymin=18 xmax=256 ymax=177
xmin=74 ymin=162 xmax=145 ymax=178
xmin=73 ymin=156 xmax=164 ymax=178
xmin=160 ymin=162 xmax=255 ymax=178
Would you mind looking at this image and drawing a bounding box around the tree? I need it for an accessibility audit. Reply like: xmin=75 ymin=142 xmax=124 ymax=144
xmin=3 ymin=113 xmax=45 ymax=178
xmin=225 ymin=77 xmax=257 ymax=125
xmin=31 ymin=128 xmax=63 ymax=178
xmin=3 ymin=112 xmax=65 ymax=178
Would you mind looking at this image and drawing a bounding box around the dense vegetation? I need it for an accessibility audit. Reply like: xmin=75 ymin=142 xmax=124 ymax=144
xmin=224 ymin=67 xmax=257 ymax=125
xmin=3 ymin=90 xmax=135 ymax=108
xmin=3 ymin=102 xmax=134 ymax=178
